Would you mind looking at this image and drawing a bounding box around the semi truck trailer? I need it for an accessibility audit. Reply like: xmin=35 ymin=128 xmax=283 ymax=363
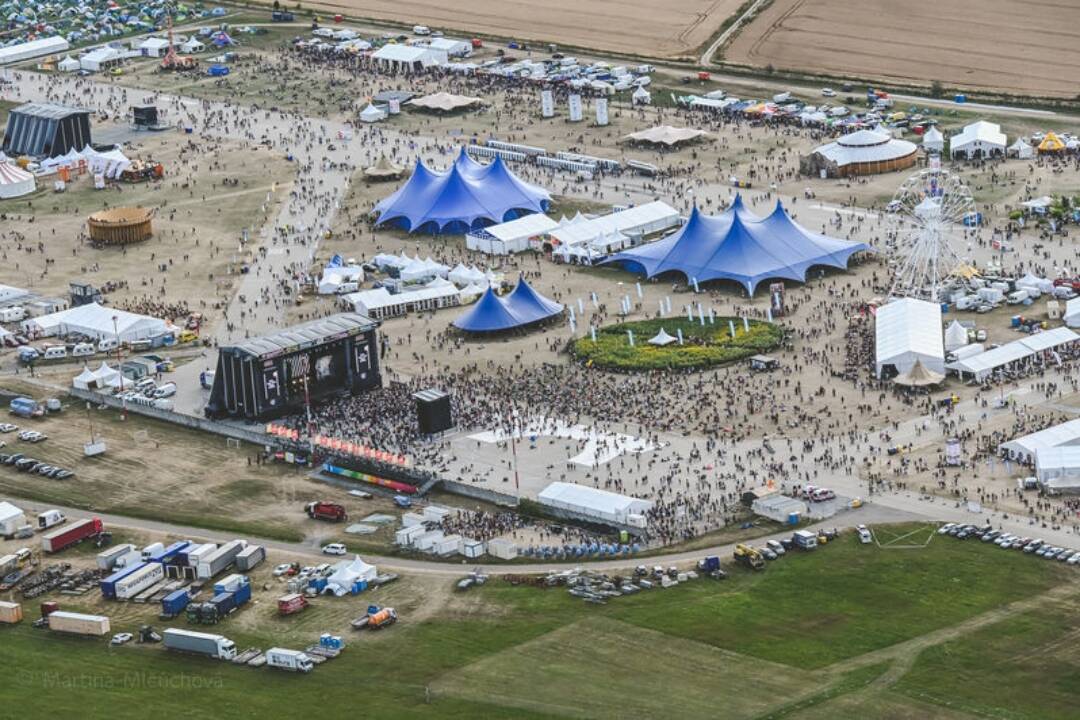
xmin=163 ymin=628 xmax=237 ymax=660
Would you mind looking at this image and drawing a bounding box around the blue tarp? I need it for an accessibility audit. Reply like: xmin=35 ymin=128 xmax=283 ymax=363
xmin=374 ymin=149 xmax=550 ymax=234
xmin=603 ymin=195 xmax=870 ymax=295
xmin=453 ymin=277 xmax=563 ymax=332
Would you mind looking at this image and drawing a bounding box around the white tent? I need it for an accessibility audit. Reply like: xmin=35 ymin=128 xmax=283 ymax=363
xmin=465 ymin=214 xmax=558 ymax=255
xmin=922 ymin=126 xmax=944 ymax=153
xmin=874 ymin=298 xmax=945 ymax=377
xmin=549 ymin=201 xmax=681 ymax=249
xmin=1035 ymin=446 xmax=1080 ymax=492
xmin=22 ymin=302 xmax=168 ymax=342
xmin=944 ymin=320 xmax=969 ymax=352
xmin=371 ymin=44 xmax=446 ymax=69
xmin=0 ymin=36 xmax=69 ymax=65
xmin=317 ymin=265 xmax=364 ymax=294
xmin=0 ymin=162 xmax=36 ymax=199
xmin=344 ymin=281 xmax=462 ymax=320
xmin=72 ymin=366 xmax=98 ymax=390
xmin=359 ymin=104 xmax=387 ymax=124
xmin=426 ymin=37 xmax=471 ymax=57
xmin=1000 ymin=418 xmax=1080 ymax=464
xmin=537 ymin=481 xmax=653 ymax=526
xmin=324 ymin=555 xmax=377 ymax=596
xmin=648 ymin=328 xmax=677 ymax=346
xmin=1066 ymin=297 xmax=1080 ymax=328
xmin=138 ymin=37 xmax=170 ymax=57
xmin=632 ymin=86 xmax=651 ymax=106
xmin=950 ymin=121 xmax=1006 ymax=159
xmin=180 ymin=38 xmax=205 ymax=53
xmin=80 ymin=46 xmax=121 ymax=72
xmin=1009 ymin=137 xmax=1034 ymax=160
xmin=58 ymin=55 xmax=81 ymax=72
xmin=93 ymin=362 xmax=124 ymax=389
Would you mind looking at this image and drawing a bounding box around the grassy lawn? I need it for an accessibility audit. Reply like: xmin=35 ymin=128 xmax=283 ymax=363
xmin=894 ymin=607 xmax=1080 ymax=719
xmin=0 ymin=524 xmax=1072 ymax=718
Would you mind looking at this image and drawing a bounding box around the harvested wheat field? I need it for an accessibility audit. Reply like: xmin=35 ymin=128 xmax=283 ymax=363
xmin=725 ymin=0 xmax=1080 ymax=97
xmin=295 ymin=0 xmax=744 ymax=58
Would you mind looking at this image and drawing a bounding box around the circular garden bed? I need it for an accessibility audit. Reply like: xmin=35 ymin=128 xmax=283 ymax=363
xmin=571 ymin=317 xmax=783 ymax=371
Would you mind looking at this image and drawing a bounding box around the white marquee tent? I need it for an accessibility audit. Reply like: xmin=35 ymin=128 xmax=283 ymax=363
xmin=944 ymin=320 xmax=969 ymax=352
xmin=22 ymin=302 xmax=168 ymax=342
xmin=874 ymin=298 xmax=945 ymax=377
xmin=465 ymin=213 xmax=558 ymax=255
xmin=946 ymin=326 xmax=1078 ymax=382
xmin=950 ymin=121 xmax=1007 ymax=159
xmin=1009 ymin=137 xmax=1034 ymax=160
xmin=548 ymin=201 xmax=681 ymax=251
xmin=537 ymin=481 xmax=653 ymax=527
xmin=1000 ymin=418 xmax=1080 ymax=464
xmin=922 ymin=126 xmax=944 ymax=153
xmin=1035 ymin=446 xmax=1080 ymax=493
xmin=325 ymin=556 xmax=377 ymax=596
xmin=371 ymin=44 xmax=446 ymax=70
xmin=0 ymin=162 xmax=36 ymax=199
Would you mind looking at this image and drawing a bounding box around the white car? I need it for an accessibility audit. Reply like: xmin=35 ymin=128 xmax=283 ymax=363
xmin=321 ymin=543 xmax=347 ymax=556
xmin=348 ymin=489 xmax=372 ymax=499
xmin=856 ymin=525 xmax=872 ymax=544
xmin=18 ymin=431 xmax=46 ymax=443
xmin=821 ymin=87 xmax=836 ymax=97
xmin=111 ymin=632 xmax=133 ymax=645
xmin=272 ymin=563 xmax=293 ymax=576
xmin=0 ymin=423 xmax=18 ymax=433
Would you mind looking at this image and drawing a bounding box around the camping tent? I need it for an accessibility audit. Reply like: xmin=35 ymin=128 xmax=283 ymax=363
xmin=602 ymin=196 xmax=869 ymax=295
xmin=452 ymin=277 xmax=563 ymax=332
xmin=0 ymin=162 xmax=36 ymax=199
xmin=373 ymin=149 xmax=551 ymax=234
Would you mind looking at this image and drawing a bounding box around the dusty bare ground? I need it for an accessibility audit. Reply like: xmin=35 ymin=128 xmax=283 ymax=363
xmin=286 ymin=0 xmax=745 ymax=59
xmin=724 ymin=0 xmax=1080 ymax=97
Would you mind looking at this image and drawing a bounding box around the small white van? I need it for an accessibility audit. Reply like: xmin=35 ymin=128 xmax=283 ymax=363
xmin=43 ymin=346 xmax=67 ymax=360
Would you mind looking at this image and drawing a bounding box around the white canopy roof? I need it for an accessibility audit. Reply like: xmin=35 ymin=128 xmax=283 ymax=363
xmin=372 ymin=44 xmax=446 ymax=67
xmin=325 ymin=555 xmax=377 ymax=596
xmin=537 ymin=481 xmax=653 ymax=524
xmin=947 ymin=327 xmax=1077 ymax=380
xmin=23 ymin=302 xmax=168 ymax=341
xmin=1001 ymin=418 xmax=1080 ymax=463
xmin=623 ymin=125 xmax=710 ymax=146
xmin=874 ymin=298 xmax=945 ymax=376
xmin=951 ymin=121 xmax=1007 ymax=151
xmin=648 ymin=328 xmax=677 ymax=346
xmin=485 ymin=213 xmax=558 ymax=243
xmin=409 ymin=92 xmax=483 ymax=111
xmin=550 ymin=201 xmax=680 ymax=248
xmin=944 ymin=320 xmax=969 ymax=351
xmin=815 ymin=130 xmax=917 ymax=167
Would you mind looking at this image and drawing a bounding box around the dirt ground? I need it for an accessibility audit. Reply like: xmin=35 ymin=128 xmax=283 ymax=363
xmin=724 ymin=0 xmax=1080 ymax=97
xmin=287 ymin=0 xmax=744 ymax=60
xmin=0 ymin=130 xmax=291 ymax=332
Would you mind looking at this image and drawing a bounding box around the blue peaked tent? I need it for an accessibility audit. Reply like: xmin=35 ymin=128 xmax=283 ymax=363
xmin=603 ymin=195 xmax=870 ymax=295
xmin=373 ymin=149 xmax=551 ymax=234
xmin=453 ymin=277 xmax=563 ymax=332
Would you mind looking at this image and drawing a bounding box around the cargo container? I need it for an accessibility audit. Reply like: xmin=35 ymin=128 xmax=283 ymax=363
xmin=0 ymin=600 xmax=22 ymax=624
xmin=277 ymin=593 xmax=308 ymax=615
xmin=42 ymin=517 xmax=103 ymax=553
xmin=0 ymin=501 xmax=27 ymax=537
xmin=400 ymin=512 xmax=425 ymax=528
xmin=160 ymin=589 xmax=191 ymax=618
xmin=434 ymin=534 xmax=462 ymax=556
xmin=114 ymin=562 xmax=165 ymax=600
xmin=213 ymin=574 xmax=248 ymax=594
xmin=266 ymin=647 xmax=313 ymax=673
xmin=48 ymin=611 xmax=110 ymax=636
xmin=423 ymin=505 xmax=452 ymax=523
xmin=140 ymin=542 xmax=165 ymax=561
xmin=100 ymin=561 xmax=146 ymax=599
xmin=0 ymin=554 xmax=18 ymax=576
xmin=196 ymin=540 xmax=246 ymax=580
xmin=395 ymin=525 xmax=426 ymax=546
xmin=793 ymin=530 xmax=818 ymax=550
xmin=487 ymin=538 xmax=518 ymax=560
xmin=114 ymin=549 xmax=143 ymax=569
xmin=146 ymin=540 xmax=191 ymax=564
xmin=182 ymin=543 xmax=217 ymax=567
xmin=235 ymin=544 xmax=265 ymax=571
xmin=461 ymin=539 xmax=485 ymax=558
xmin=414 ymin=530 xmax=444 ymax=552
xmin=162 ymin=628 xmax=237 ymax=659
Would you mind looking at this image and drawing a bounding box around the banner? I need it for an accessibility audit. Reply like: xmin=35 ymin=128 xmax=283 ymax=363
xmin=595 ymin=98 xmax=608 ymax=126
xmin=541 ymin=90 xmax=554 ymax=118
xmin=568 ymin=94 xmax=583 ymax=122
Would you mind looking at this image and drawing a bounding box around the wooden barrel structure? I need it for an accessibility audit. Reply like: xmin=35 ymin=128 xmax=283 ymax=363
xmin=87 ymin=207 xmax=154 ymax=245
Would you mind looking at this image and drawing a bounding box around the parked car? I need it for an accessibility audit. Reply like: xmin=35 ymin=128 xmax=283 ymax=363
xmin=766 ymin=540 xmax=786 ymax=556
xmin=981 ymin=530 xmax=1001 ymax=542
xmin=321 ymin=543 xmax=347 ymax=556
xmin=111 ymin=632 xmax=133 ymax=645
xmin=937 ymin=523 xmax=957 ymax=535
xmin=0 ymin=423 xmax=18 ymax=433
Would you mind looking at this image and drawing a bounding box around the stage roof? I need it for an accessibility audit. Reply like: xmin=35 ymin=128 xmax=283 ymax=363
xmin=225 ymin=313 xmax=378 ymax=359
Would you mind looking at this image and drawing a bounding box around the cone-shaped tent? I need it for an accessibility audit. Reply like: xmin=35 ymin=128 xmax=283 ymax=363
xmin=944 ymin=320 xmax=969 ymax=351
xmin=373 ymin=148 xmax=551 ymax=234
xmin=893 ymin=358 xmax=945 ymax=387
xmin=364 ymin=154 xmax=404 ymax=180
xmin=452 ymin=277 xmax=563 ymax=332
xmin=602 ymin=195 xmax=870 ymax=295
xmin=648 ymin=328 xmax=677 ymax=346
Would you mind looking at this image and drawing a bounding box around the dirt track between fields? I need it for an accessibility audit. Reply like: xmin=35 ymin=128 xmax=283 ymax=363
xmin=724 ymin=0 xmax=1080 ymax=97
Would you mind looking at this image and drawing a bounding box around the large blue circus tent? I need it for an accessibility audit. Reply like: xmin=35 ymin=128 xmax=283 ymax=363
xmin=453 ymin=277 xmax=564 ymax=332
xmin=602 ymin=195 xmax=870 ymax=295
xmin=373 ymin=149 xmax=551 ymax=234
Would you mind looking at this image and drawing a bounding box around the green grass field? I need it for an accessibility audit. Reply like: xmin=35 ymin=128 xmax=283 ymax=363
xmin=0 ymin=526 xmax=1073 ymax=719
xmin=895 ymin=606 xmax=1080 ymax=719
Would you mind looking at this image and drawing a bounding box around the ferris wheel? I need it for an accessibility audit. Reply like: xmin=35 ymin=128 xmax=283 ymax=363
xmin=885 ymin=162 xmax=978 ymax=302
